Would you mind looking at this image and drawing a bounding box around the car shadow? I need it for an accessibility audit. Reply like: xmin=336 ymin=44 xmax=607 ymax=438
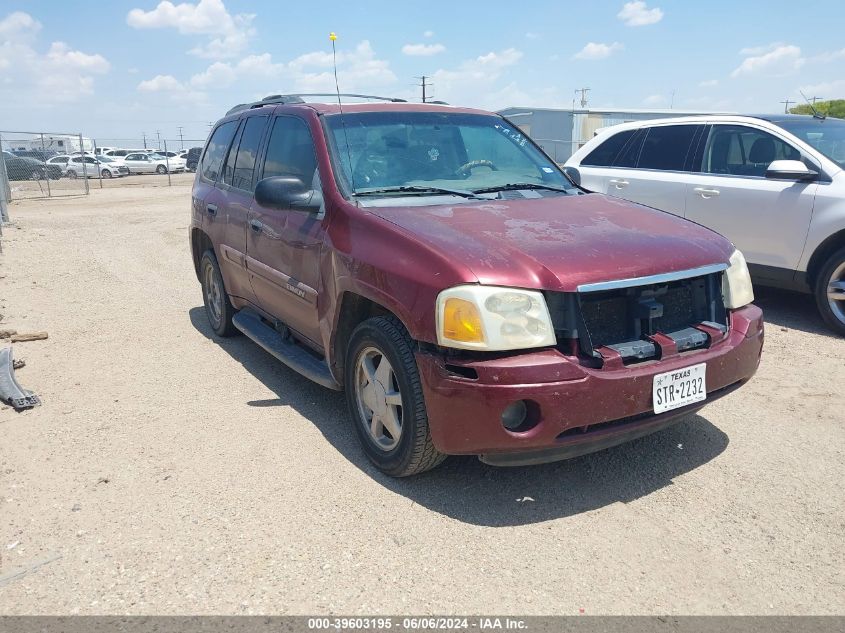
xmin=753 ymin=286 xmax=834 ymax=336
xmin=189 ymin=306 xmax=729 ymax=527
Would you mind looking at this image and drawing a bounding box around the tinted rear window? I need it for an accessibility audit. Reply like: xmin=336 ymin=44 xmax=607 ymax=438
xmin=581 ymin=129 xmax=636 ymax=167
xmin=637 ymin=125 xmax=700 ymax=171
xmin=201 ymin=121 xmax=238 ymax=182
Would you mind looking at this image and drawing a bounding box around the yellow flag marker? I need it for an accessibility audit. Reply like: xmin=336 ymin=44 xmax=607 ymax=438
xmin=329 ymin=32 xmax=337 ymax=41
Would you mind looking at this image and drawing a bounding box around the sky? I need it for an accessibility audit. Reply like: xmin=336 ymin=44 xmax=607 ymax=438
xmin=1 ymin=0 xmax=844 ymax=144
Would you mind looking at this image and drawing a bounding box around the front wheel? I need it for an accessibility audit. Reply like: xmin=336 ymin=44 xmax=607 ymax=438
xmin=200 ymin=250 xmax=238 ymax=337
xmin=102 ymin=169 xmax=112 ymax=179
xmin=66 ymin=170 xmax=77 ymax=179
xmin=345 ymin=316 xmax=445 ymax=477
xmin=156 ymin=165 xmax=167 ymax=175
xmin=815 ymin=246 xmax=845 ymax=336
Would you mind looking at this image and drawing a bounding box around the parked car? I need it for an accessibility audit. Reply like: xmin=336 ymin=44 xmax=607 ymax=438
xmin=185 ymin=146 xmax=203 ymax=171
xmin=123 ymin=152 xmax=185 ymax=174
xmin=2 ymin=150 xmax=62 ymax=180
xmin=190 ymin=95 xmax=763 ymax=476
xmin=103 ymin=149 xmax=136 ymax=158
xmin=152 ymin=152 xmax=187 ymax=172
xmin=565 ymin=114 xmax=845 ymax=335
xmin=12 ymin=149 xmax=60 ymax=161
xmin=65 ymin=155 xmax=128 ymax=179
xmin=46 ymin=155 xmax=71 ymax=175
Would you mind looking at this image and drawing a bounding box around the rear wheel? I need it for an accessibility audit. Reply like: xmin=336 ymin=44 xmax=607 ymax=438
xmin=102 ymin=169 xmax=112 ymax=179
xmin=345 ymin=316 xmax=445 ymax=477
xmin=815 ymin=246 xmax=845 ymax=336
xmin=66 ymin=170 xmax=77 ymax=179
xmin=200 ymin=250 xmax=238 ymax=337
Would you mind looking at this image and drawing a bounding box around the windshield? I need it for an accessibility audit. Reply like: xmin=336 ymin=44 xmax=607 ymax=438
xmin=324 ymin=112 xmax=573 ymax=198
xmin=772 ymin=117 xmax=845 ymax=169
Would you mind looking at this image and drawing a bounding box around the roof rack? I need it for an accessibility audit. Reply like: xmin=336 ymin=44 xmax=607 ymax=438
xmin=226 ymin=93 xmax=407 ymax=116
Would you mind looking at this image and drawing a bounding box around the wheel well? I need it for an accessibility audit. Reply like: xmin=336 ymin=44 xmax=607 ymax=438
xmin=190 ymin=228 xmax=213 ymax=280
xmin=333 ymin=293 xmax=394 ymax=375
xmin=807 ymin=229 xmax=845 ymax=290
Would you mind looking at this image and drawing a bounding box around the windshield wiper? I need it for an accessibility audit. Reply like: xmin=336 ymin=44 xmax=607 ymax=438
xmin=471 ymin=183 xmax=571 ymax=194
xmin=352 ymin=185 xmax=482 ymax=199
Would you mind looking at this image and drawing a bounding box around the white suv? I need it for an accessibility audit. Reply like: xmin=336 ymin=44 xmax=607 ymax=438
xmin=565 ymin=114 xmax=845 ymax=334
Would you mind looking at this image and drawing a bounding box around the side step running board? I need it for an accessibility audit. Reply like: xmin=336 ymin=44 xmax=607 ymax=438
xmin=0 ymin=346 xmax=41 ymax=410
xmin=232 ymin=310 xmax=341 ymax=390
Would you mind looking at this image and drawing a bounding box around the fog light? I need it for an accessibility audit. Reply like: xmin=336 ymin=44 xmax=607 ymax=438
xmin=501 ymin=400 xmax=528 ymax=431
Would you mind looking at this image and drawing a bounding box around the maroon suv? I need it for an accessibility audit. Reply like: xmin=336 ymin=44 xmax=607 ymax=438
xmin=190 ymin=94 xmax=764 ymax=476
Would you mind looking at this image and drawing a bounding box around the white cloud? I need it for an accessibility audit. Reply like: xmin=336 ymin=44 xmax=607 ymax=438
xmin=642 ymin=94 xmax=666 ymax=106
xmin=190 ymin=61 xmax=236 ymax=89
xmin=138 ymin=74 xmax=185 ymax=92
xmin=739 ymin=43 xmax=782 ymax=56
xmin=0 ymin=12 xmax=110 ymax=102
xmin=402 ymin=43 xmax=446 ymax=56
xmin=573 ymin=42 xmax=623 ymax=60
xmin=291 ymin=40 xmax=397 ymax=92
xmin=126 ymin=0 xmax=255 ymax=59
xmin=0 ymin=11 xmax=41 ymax=42
xmin=813 ymin=48 xmax=845 ymax=63
xmin=617 ymin=1 xmax=663 ymax=26
xmin=525 ymin=32 xmax=540 ymax=40
xmin=798 ymin=79 xmax=845 ymax=97
xmin=731 ymin=44 xmax=804 ymax=78
xmin=699 ymin=79 xmax=719 ymax=88
xmin=429 ymin=48 xmax=525 ymax=108
xmin=423 ymin=30 xmax=434 ymax=38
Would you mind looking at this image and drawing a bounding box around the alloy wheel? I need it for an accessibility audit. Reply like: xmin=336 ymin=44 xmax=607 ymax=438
xmin=354 ymin=346 xmax=403 ymax=451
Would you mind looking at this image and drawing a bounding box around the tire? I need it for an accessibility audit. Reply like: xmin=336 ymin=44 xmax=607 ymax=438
xmin=156 ymin=165 xmax=167 ymax=175
xmin=814 ymin=246 xmax=845 ymax=336
xmin=67 ymin=170 xmax=77 ymax=179
xmin=102 ymin=169 xmax=112 ymax=179
xmin=344 ymin=315 xmax=445 ymax=477
xmin=200 ymin=250 xmax=238 ymax=337
xmin=30 ymin=170 xmax=41 ymax=180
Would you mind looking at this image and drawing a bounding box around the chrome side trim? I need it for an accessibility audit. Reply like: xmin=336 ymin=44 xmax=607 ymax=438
xmin=577 ymin=263 xmax=728 ymax=293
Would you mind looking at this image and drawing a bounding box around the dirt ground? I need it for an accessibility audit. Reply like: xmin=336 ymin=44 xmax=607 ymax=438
xmin=0 ymin=184 xmax=843 ymax=615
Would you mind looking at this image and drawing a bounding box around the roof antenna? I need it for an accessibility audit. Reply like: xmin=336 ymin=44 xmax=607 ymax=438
xmin=799 ymin=90 xmax=826 ymax=120
xmin=330 ymin=32 xmax=358 ymax=192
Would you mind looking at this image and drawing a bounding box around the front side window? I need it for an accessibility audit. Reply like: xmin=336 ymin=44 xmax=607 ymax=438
xmin=201 ymin=120 xmax=238 ymax=182
xmin=700 ymin=125 xmax=801 ymax=177
xmin=262 ymin=116 xmax=318 ymax=186
xmin=324 ymin=112 xmax=571 ymax=196
xmin=637 ymin=125 xmax=701 ymax=171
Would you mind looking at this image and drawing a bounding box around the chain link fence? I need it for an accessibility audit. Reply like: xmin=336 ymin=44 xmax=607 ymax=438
xmin=0 ymin=132 xmax=207 ymax=208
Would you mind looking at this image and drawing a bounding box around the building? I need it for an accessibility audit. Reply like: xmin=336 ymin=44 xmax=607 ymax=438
xmin=497 ymin=107 xmax=731 ymax=163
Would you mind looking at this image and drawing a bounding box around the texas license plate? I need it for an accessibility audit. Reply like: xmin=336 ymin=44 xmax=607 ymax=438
xmin=652 ymin=363 xmax=706 ymax=414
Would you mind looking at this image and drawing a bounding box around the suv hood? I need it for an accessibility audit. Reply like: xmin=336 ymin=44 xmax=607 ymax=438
xmin=366 ymin=193 xmax=733 ymax=291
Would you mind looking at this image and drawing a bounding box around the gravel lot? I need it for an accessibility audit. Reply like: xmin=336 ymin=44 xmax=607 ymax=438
xmin=0 ymin=184 xmax=843 ymax=614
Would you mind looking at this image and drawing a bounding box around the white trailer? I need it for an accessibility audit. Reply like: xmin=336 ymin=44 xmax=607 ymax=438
xmin=21 ymin=135 xmax=94 ymax=154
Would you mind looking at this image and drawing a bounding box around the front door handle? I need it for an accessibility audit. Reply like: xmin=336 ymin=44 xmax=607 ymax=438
xmin=609 ymin=179 xmax=629 ymax=189
xmin=206 ymin=203 xmax=218 ymax=216
xmin=250 ymin=219 xmax=263 ymax=232
xmin=694 ymin=187 xmax=720 ymax=198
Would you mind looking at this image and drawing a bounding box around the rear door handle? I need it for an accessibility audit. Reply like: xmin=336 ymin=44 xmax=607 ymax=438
xmin=693 ymin=187 xmax=720 ymax=198
xmin=250 ymin=219 xmax=263 ymax=232
xmin=206 ymin=203 xmax=218 ymax=216
xmin=609 ymin=179 xmax=629 ymax=189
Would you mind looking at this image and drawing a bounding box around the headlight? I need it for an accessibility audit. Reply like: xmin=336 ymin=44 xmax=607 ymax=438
xmin=722 ymin=249 xmax=754 ymax=309
xmin=436 ymin=285 xmax=557 ymax=351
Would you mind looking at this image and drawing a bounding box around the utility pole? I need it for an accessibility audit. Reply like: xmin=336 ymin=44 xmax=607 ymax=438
xmin=810 ymin=95 xmax=823 ymax=105
xmin=780 ymin=98 xmax=795 ymax=114
xmin=142 ymin=132 xmax=147 ymax=149
xmin=670 ymin=90 xmax=676 ymax=109
xmin=416 ymin=76 xmax=432 ymax=103
xmin=177 ymin=126 xmax=184 ymax=150
xmin=155 ymin=130 xmax=161 ymax=151
xmin=576 ymin=87 xmax=590 ymax=108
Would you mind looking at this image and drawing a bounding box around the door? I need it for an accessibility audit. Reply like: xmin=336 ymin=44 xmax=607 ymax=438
xmin=215 ymin=115 xmax=269 ymax=304
xmin=195 ymin=120 xmax=252 ymax=301
xmin=246 ymin=115 xmax=325 ymax=345
xmin=685 ymin=124 xmax=817 ymax=270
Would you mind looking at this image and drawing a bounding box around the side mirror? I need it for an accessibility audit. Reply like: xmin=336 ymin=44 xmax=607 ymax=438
xmin=562 ymin=165 xmax=581 ymax=186
xmin=255 ymin=176 xmax=323 ymax=213
xmin=765 ymin=159 xmax=818 ymax=181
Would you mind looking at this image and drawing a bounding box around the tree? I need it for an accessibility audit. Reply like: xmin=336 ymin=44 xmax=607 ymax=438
xmin=789 ymin=99 xmax=845 ymax=119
